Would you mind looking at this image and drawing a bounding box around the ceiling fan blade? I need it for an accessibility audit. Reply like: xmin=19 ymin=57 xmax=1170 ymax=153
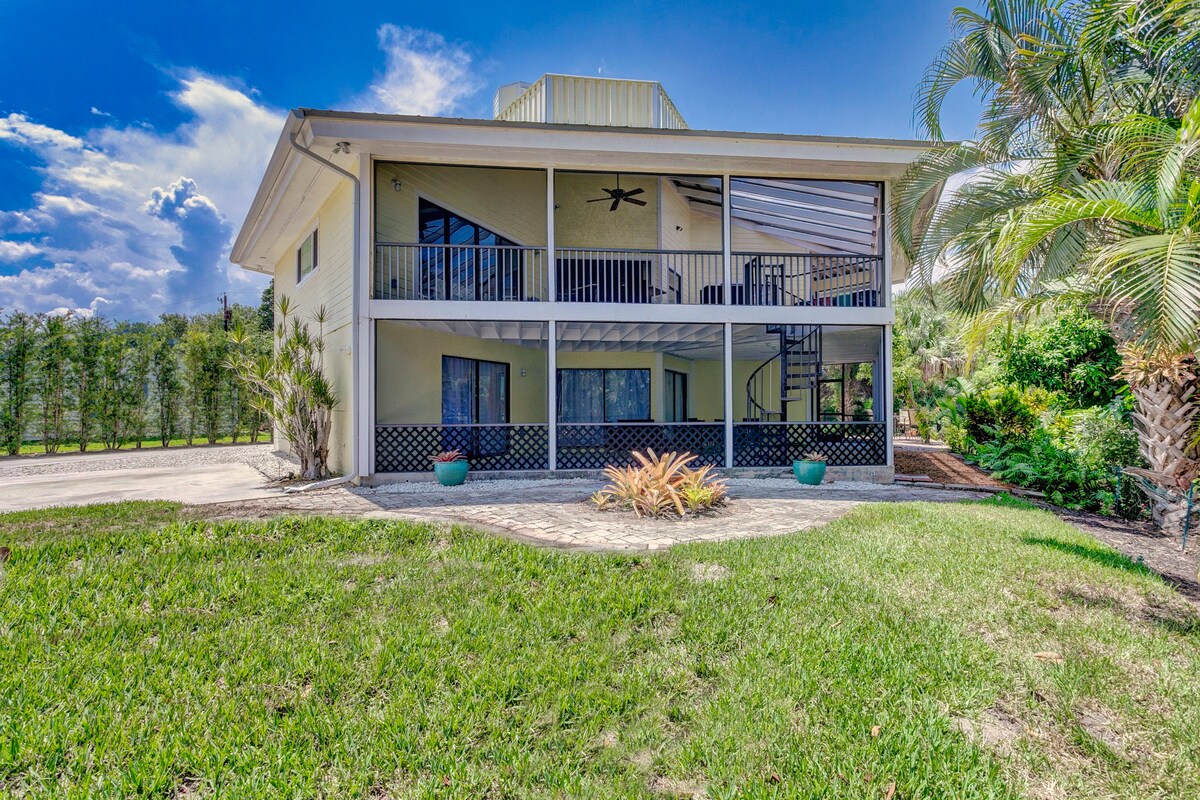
xmin=623 ymin=197 xmax=647 ymax=206
xmin=587 ymin=197 xmax=610 ymax=203
xmin=622 ymin=187 xmax=645 ymax=198
xmin=609 ymin=198 xmax=621 ymax=212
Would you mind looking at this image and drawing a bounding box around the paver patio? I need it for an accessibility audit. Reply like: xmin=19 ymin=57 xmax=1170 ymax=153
xmin=196 ymin=478 xmax=1001 ymax=551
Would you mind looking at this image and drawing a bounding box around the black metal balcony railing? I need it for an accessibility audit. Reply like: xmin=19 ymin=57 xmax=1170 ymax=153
xmin=372 ymin=244 xmax=885 ymax=307
xmin=375 ymin=244 xmax=548 ymax=301
xmin=732 ymin=422 xmax=887 ymax=467
xmin=554 ymin=248 xmax=722 ymax=305
xmin=729 ymin=253 xmax=884 ymax=307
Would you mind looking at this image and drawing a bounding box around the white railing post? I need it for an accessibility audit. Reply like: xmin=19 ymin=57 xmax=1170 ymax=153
xmin=722 ymin=174 xmax=732 ymax=305
xmin=546 ymin=167 xmax=556 ymax=303
xmin=724 ymin=322 xmax=734 ymax=468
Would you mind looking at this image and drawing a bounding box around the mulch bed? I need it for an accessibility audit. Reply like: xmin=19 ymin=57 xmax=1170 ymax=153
xmin=894 ymin=448 xmax=1008 ymax=488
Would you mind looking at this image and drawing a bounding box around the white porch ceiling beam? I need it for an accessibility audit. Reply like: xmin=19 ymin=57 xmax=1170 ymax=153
xmin=369 ymin=299 xmax=894 ymax=325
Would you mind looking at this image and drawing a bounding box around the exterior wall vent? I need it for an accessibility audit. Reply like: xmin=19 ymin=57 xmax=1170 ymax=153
xmin=492 ymin=74 xmax=687 ymax=129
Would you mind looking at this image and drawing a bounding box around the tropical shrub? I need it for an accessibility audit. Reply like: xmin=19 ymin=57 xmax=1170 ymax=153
xmin=228 ymin=295 xmax=336 ymax=480
xmin=70 ymin=316 xmax=104 ymax=452
xmin=997 ymin=307 xmax=1124 ymax=408
xmin=973 ymin=429 xmax=1110 ymax=511
xmin=0 ymin=311 xmax=36 ymax=455
xmin=36 ymin=314 xmax=69 ymax=453
xmin=592 ymin=449 xmax=728 ymax=517
xmin=943 ymin=385 xmax=1041 ymax=447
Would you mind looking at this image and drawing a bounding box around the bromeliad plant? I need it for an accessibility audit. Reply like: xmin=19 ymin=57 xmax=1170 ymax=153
xmin=592 ymin=449 xmax=729 ymax=517
xmin=429 ymin=449 xmax=466 ymax=463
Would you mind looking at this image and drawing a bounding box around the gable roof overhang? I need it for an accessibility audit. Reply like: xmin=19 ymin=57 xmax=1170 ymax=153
xmin=232 ymin=109 xmax=941 ymax=277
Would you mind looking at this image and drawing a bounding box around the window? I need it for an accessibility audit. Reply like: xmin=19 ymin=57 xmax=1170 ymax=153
xmin=297 ymin=229 xmax=318 ymax=282
xmin=818 ymin=363 xmax=875 ymax=421
xmin=557 ymin=369 xmax=650 ymax=423
xmin=442 ymin=356 xmax=509 ymax=424
xmin=418 ymin=199 xmax=522 ymax=300
xmin=664 ymin=370 xmax=688 ymax=422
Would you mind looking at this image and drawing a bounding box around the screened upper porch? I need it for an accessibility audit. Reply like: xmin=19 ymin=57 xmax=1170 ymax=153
xmin=372 ymin=163 xmax=887 ymax=307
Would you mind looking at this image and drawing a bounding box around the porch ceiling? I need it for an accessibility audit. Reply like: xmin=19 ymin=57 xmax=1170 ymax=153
xmin=379 ymin=320 xmax=878 ymax=362
xmin=671 ymin=176 xmax=881 ymax=255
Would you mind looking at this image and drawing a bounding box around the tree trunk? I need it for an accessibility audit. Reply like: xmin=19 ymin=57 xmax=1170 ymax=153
xmin=1129 ymin=372 xmax=1199 ymax=534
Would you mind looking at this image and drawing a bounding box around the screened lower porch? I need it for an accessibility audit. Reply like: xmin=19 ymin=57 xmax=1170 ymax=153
xmin=373 ymin=320 xmax=889 ymax=474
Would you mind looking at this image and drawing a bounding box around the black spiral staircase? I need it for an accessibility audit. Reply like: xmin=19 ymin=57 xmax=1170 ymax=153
xmin=745 ymin=324 xmax=821 ymax=421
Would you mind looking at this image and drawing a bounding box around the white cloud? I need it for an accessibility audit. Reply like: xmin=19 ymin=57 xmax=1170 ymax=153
xmin=0 ymin=74 xmax=282 ymax=318
xmin=0 ymin=25 xmax=480 ymax=320
xmin=353 ymin=25 xmax=480 ymax=116
xmin=0 ymin=240 xmax=41 ymax=261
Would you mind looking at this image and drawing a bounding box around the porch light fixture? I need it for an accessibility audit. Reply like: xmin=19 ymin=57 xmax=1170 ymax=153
xmin=391 ymin=178 xmax=402 ymax=192
xmin=332 ymin=141 xmax=351 ymax=155
xmin=520 ymin=368 xmax=527 ymax=377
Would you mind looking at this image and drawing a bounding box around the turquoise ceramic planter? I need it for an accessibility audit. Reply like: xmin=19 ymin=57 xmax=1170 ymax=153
xmin=792 ymin=460 xmax=827 ymax=485
xmin=433 ymin=460 xmax=469 ymax=486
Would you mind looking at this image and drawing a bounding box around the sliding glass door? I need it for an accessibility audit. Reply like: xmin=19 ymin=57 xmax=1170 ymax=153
xmin=442 ymin=356 xmax=509 ymax=424
xmin=557 ymin=369 xmax=650 ymax=423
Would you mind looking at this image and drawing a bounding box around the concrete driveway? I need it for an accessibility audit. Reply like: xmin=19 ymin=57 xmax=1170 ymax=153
xmin=0 ymin=444 xmax=291 ymax=512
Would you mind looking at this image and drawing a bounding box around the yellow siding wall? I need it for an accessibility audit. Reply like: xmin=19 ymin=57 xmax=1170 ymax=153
xmin=554 ymin=173 xmax=659 ymax=249
xmin=375 ymin=163 xmax=548 ymax=245
xmin=272 ymin=176 xmax=357 ymax=475
xmin=375 ymin=323 xmax=749 ymax=425
xmin=376 ymin=323 xmax=548 ymax=424
xmin=659 ymin=179 xmax=693 ymax=251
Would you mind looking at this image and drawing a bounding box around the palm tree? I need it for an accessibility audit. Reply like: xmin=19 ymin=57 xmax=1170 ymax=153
xmin=894 ymin=0 xmax=1200 ymax=529
xmin=990 ymin=102 xmax=1200 ymax=526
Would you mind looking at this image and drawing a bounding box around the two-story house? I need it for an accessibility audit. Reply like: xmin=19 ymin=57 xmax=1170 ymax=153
xmin=231 ymin=75 xmax=929 ymax=483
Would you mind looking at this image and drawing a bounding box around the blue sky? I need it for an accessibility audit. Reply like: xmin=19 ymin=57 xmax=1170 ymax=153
xmin=0 ymin=0 xmax=980 ymax=320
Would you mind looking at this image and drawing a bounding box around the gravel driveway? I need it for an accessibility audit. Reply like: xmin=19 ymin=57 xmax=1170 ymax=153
xmin=0 ymin=444 xmax=296 ymax=512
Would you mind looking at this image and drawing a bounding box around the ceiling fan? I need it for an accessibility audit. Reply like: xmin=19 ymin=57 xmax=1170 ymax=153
xmin=586 ymin=174 xmax=646 ymax=211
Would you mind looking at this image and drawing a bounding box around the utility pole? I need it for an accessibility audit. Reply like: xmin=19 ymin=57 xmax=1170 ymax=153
xmin=217 ymin=293 xmax=231 ymax=331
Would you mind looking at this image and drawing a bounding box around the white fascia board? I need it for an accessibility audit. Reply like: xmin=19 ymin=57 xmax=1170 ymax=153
xmin=368 ymin=299 xmax=894 ymax=326
xmin=231 ymin=111 xmax=307 ymax=268
xmin=302 ymin=116 xmax=929 ymax=175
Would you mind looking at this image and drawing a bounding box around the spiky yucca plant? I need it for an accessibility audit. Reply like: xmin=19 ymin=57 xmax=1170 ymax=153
xmin=228 ymin=295 xmax=336 ymax=480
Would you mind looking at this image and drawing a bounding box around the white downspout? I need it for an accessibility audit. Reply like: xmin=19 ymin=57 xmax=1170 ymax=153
xmin=286 ymin=121 xmax=362 ymax=486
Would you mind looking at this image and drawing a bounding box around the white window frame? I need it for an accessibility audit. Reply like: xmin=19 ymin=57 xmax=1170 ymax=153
xmin=296 ymin=224 xmax=319 ymax=287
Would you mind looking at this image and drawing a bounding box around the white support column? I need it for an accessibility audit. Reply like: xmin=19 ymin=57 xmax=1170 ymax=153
xmin=721 ymin=174 xmax=732 ymax=304
xmin=723 ymin=322 xmax=734 ymax=468
xmin=880 ymin=181 xmax=895 ymax=473
xmin=547 ymin=320 xmax=558 ymax=470
xmin=883 ymin=325 xmax=894 ymax=469
xmin=881 ymin=181 xmax=894 ymax=307
xmin=367 ymin=318 xmax=376 ymax=473
xmin=546 ymin=167 xmax=556 ymax=303
xmin=355 ymin=152 xmax=373 ymax=480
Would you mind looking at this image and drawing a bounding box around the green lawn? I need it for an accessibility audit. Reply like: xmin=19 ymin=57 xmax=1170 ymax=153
xmin=1 ymin=499 xmax=1198 ymax=798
